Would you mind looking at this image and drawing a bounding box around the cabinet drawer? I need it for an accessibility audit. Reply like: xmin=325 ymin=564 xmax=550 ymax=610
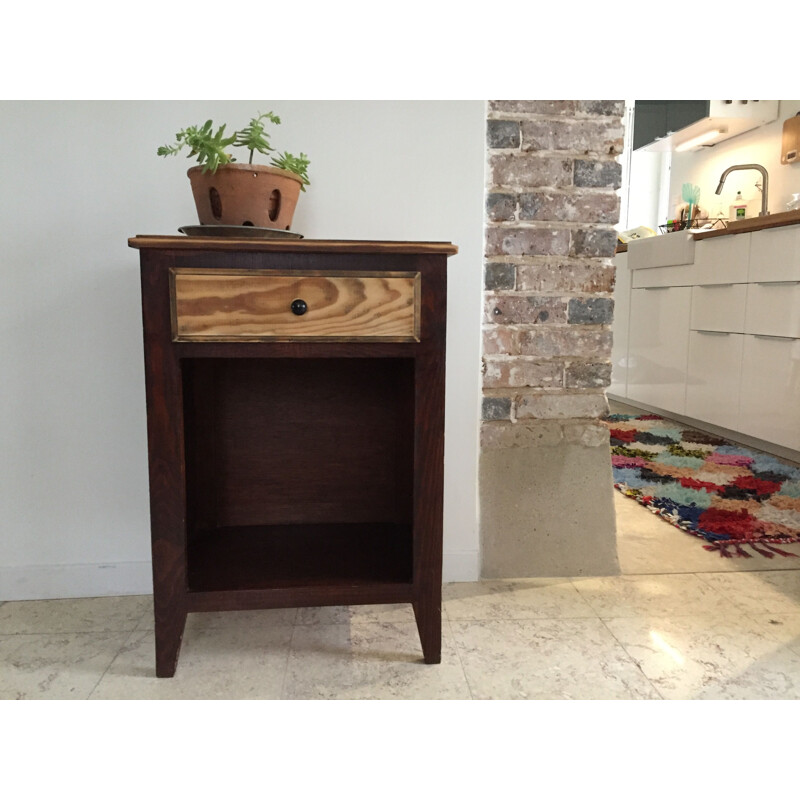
xmin=690 ymin=284 xmax=746 ymax=332
xmin=693 ymin=233 xmax=749 ymax=285
xmin=739 ymin=334 xmax=800 ymax=450
xmin=748 ymin=226 xmax=800 ymax=282
xmin=686 ymin=331 xmax=743 ymax=431
xmin=744 ymin=281 xmax=800 ymax=338
xmin=171 ymin=269 xmax=421 ymax=341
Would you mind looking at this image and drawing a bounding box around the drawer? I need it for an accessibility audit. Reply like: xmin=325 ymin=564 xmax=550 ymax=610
xmin=171 ymin=269 xmax=421 ymax=341
xmin=744 ymin=281 xmax=800 ymax=338
xmin=693 ymin=233 xmax=749 ymax=285
xmin=748 ymin=226 xmax=800 ymax=282
xmin=690 ymin=284 xmax=746 ymax=333
xmin=631 ymin=263 xmax=695 ymax=288
xmin=739 ymin=334 xmax=800 ymax=450
xmin=685 ymin=331 xmax=743 ymax=431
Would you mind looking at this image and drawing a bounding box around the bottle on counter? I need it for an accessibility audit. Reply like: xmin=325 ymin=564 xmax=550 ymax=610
xmin=730 ymin=191 xmax=747 ymax=221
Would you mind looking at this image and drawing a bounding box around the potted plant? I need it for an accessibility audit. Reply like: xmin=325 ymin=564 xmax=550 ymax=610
xmin=158 ymin=111 xmax=310 ymax=231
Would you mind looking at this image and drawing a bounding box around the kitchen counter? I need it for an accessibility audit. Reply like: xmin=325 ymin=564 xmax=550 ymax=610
xmin=610 ymin=220 xmax=800 ymax=460
xmin=616 ymin=208 xmax=800 ymax=253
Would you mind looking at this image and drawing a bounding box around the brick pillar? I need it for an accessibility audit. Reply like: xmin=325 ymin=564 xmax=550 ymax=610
xmin=480 ymin=100 xmax=624 ymax=578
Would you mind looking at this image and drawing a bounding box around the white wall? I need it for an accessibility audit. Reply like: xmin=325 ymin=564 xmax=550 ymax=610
xmin=0 ymin=100 xmax=486 ymax=599
xmin=668 ymin=101 xmax=800 ymax=219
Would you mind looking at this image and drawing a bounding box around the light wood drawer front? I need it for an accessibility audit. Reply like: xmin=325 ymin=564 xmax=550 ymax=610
xmin=748 ymin=226 xmax=800 ymax=282
xmin=690 ymin=284 xmax=746 ymax=333
xmin=171 ymin=270 xmax=420 ymax=341
xmin=744 ymin=281 xmax=800 ymax=338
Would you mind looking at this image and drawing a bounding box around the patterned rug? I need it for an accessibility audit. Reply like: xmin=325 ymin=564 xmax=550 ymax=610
xmin=606 ymin=413 xmax=800 ymax=558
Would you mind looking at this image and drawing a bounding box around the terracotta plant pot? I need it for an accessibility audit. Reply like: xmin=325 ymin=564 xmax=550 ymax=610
xmin=187 ymin=163 xmax=303 ymax=230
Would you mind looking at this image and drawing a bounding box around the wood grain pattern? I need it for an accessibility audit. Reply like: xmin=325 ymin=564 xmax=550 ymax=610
xmin=130 ymin=236 xmax=458 ymax=256
xmin=171 ymin=269 xmax=420 ymax=341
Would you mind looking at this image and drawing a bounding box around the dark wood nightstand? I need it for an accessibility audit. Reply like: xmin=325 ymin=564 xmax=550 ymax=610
xmin=131 ymin=236 xmax=456 ymax=677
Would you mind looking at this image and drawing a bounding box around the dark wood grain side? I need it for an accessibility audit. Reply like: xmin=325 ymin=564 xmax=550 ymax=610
xmin=140 ymin=250 xmax=188 ymax=677
xmin=412 ymin=254 xmax=447 ymax=664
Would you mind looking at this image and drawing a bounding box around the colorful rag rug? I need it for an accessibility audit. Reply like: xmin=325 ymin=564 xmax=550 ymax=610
xmin=606 ymin=413 xmax=800 ymax=558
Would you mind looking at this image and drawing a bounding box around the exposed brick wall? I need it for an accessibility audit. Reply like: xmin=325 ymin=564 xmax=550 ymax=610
xmin=482 ymin=100 xmax=624 ymax=450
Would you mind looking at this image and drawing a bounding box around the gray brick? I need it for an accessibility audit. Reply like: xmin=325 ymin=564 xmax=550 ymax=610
xmin=486 ymin=193 xmax=517 ymax=222
xmin=577 ymin=100 xmax=625 ymax=117
xmin=565 ymin=362 xmax=612 ymax=389
xmin=487 ymin=119 xmax=520 ymax=149
xmin=568 ymin=297 xmax=614 ymax=325
xmin=489 ymin=101 xmax=579 ymax=116
xmin=574 ymin=159 xmax=622 ymax=189
xmin=571 ymin=228 xmax=618 ymax=257
xmin=484 ymin=262 xmax=516 ymax=291
xmin=482 ymin=396 xmax=512 ymax=421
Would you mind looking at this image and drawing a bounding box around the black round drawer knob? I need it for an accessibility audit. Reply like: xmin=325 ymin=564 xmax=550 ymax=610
xmin=290 ymin=298 xmax=308 ymax=316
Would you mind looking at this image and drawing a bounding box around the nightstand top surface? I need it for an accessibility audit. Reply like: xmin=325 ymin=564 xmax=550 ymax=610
xmin=129 ymin=236 xmax=458 ymax=256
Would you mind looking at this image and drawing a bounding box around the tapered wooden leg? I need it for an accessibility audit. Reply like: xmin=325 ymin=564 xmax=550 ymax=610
xmin=154 ymin=604 xmax=187 ymax=678
xmin=413 ymin=592 xmax=441 ymax=664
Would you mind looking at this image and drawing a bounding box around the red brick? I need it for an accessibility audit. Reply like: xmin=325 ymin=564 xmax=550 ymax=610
xmin=489 ymin=154 xmax=573 ymax=189
xmin=516 ymin=261 xmax=615 ymax=293
xmin=485 ymin=227 xmax=571 ymax=257
xmin=483 ymin=358 xmax=563 ymax=389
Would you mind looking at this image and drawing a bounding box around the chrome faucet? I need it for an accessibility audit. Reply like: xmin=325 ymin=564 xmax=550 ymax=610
xmin=715 ymin=163 xmax=769 ymax=217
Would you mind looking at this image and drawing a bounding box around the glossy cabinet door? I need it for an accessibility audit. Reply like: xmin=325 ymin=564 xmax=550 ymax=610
xmin=685 ymin=331 xmax=744 ymax=431
xmin=610 ymin=252 xmax=631 ymax=397
xmin=693 ymin=234 xmax=749 ymax=285
xmin=739 ymin=334 xmax=800 ymax=450
xmin=744 ymin=282 xmax=800 ymax=338
xmin=748 ymin=227 xmax=800 ymax=282
xmin=627 ymin=286 xmax=692 ymax=414
xmin=691 ymin=284 xmax=747 ymax=332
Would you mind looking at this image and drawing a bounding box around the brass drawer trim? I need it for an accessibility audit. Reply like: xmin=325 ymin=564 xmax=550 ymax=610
xmin=170 ymin=268 xmax=421 ymax=342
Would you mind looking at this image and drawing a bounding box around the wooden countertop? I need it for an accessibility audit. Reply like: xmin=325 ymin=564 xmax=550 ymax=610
xmin=692 ymin=208 xmax=800 ymax=239
xmin=129 ymin=235 xmax=458 ymax=256
xmin=616 ymin=209 xmax=800 ymax=254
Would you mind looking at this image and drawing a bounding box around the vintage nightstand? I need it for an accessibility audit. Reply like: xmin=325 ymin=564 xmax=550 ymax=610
xmin=131 ymin=236 xmax=456 ymax=676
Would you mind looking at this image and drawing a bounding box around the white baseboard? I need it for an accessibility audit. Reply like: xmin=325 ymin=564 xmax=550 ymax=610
xmin=443 ymin=550 xmax=480 ymax=583
xmin=0 ymin=561 xmax=153 ymax=601
xmin=1 ymin=550 xmax=481 ymax=601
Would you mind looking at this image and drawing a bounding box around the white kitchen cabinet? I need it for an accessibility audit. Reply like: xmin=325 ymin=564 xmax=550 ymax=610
xmin=748 ymin=227 xmax=800 ymax=282
xmin=739 ymin=334 xmax=800 ymax=450
xmin=691 ymin=284 xmax=747 ymax=333
xmin=627 ymin=286 xmax=692 ymax=414
xmin=685 ymin=331 xmax=744 ymax=431
xmin=610 ymin=252 xmax=631 ymax=396
xmin=744 ymin=281 xmax=800 ymax=338
xmin=693 ymin=233 xmax=749 ymax=285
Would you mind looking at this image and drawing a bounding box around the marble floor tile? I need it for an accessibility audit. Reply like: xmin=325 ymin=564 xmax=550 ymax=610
xmin=615 ymin=494 xmax=800 ymax=573
xmin=0 ymin=595 xmax=153 ymax=635
xmin=185 ymin=607 xmax=299 ymax=630
xmin=750 ymin=612 xmax=800 ymax=655
xmin=604 ymin=613 xmax=800 ymax=700
xmin=283 ymin=620 xmax=470 ymax=699
xmin=571 ymin=573 xmax=736 ymax=619
xmin=0 ymin=632 xmax=131 ymax=699
xmin=89 ymin=625 xmax=293 ymax=699
xmin=295 ymin=603 xmax=416 ymax=626
xmin=695 ymin=571 xmax=800 ymax=615
xmin=443 ymin=578 xmax=596 ymax=621
xmin=450 ymin=618 xmax=660 ymax=700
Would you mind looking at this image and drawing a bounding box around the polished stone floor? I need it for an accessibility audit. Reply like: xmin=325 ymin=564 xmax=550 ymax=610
xmin=4 ymin=508 xmax=800 ymax=699
xmin=4 ymin=404 xmax=800 ymax=699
